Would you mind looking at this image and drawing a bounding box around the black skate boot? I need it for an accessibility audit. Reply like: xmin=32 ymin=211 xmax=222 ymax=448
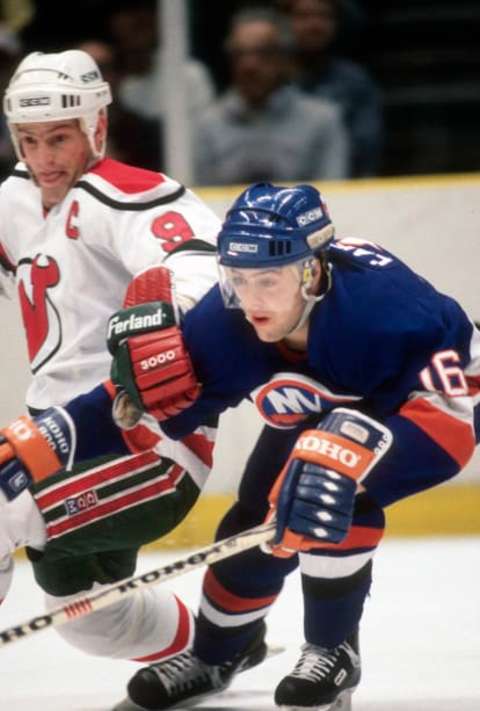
xmin=113 ymin=622 xmax=268 ymax=710
xmin=274 ymin=632 xmax=360 ymax=711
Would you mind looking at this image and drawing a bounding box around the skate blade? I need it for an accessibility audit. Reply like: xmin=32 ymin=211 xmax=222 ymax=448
xmin=112 ymin=692 xmax=210 ymax=710
xmin=278 ymin=687 xmax=354 ymax=711
xmin=266 ymin=643 xmax=286 ymax=659
xmin=111 ymin=698 xmax=149 ymax=711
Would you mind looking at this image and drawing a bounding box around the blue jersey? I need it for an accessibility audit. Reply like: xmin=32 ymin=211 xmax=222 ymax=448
xmin=159 ymin=239 xmax=480 ymax=506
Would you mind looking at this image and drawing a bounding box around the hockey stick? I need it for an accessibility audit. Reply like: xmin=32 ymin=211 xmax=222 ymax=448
xmin=0 ymin=521 xmax=276 ymax=648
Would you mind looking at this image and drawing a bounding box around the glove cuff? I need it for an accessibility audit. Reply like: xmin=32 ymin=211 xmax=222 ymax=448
xmin=107 ymin=301 xmax=176 ymax=355
xmin=0 ymin=416 xmax=62 ymax=484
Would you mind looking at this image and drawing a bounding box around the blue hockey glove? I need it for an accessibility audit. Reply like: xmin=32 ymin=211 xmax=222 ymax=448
xmin=266 ymin=409 xmax=392 ymax=558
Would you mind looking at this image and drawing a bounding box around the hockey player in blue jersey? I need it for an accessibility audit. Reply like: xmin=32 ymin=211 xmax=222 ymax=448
xmin=106 ymin=182 xmax=480 ymax=711
xmin=0 ymin=183 xmax=479 ymax=710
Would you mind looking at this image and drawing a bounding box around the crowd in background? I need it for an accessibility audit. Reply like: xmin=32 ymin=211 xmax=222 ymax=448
xmin=0 ymin=0 xmax=479 ymax=184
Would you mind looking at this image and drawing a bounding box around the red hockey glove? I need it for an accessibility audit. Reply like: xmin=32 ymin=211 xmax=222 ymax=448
xmin=108 ymin=266 xmax=200 ymax=422
xmin=0 ymin=410 xmax=75 ymax=501
xmin=265 ymin=409 xmax=392 ymax=559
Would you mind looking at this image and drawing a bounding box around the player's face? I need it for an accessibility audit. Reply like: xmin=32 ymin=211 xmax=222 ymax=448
xmin=16 ymin=120 xmax=91 ymax=209
xmin=227 ymin=265 xmax=307 ymax=342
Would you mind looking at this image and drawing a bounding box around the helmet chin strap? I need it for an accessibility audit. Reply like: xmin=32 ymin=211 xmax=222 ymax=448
xmin=286 ymin=261 xmax=332 ymax=336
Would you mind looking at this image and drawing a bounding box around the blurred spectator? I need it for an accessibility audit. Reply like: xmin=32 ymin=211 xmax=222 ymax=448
xmin=282 ymin=0 xmax=383 ymax=177
xmin=0 ymin=0 xmax=34 ymax=32
xmin=107 ymin=0 xmax=214 ymax=122
xmin=78 ymin=39 xmax=163 ymax=171
xmin=0 ymin=23 xmax=21 ymax=180
xmin=193 ymin=7 xmax=348 ymax=186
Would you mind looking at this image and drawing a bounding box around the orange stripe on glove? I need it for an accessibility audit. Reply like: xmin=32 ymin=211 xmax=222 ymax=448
xmin=268 ymin=429 xmax=374 ymax=507
xmin=0 ymin=416 xmax=61 ymax=484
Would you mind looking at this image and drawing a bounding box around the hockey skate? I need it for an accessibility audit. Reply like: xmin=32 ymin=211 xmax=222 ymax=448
xmin=113 ymin=623 xmax=269 ymax=710
xmin=274 ymin=633 xmax=360 ymax=711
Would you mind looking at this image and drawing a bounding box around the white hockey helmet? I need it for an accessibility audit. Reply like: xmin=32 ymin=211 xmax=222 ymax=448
xmin=3 ymin=49 xmax=112 ymax=161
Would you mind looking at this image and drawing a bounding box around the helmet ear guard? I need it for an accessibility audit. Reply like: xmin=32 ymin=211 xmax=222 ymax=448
xmin=3 ymin=50 xmax=112 ymax=161
xmin=306 ymin=224 xmax=335 ymax=252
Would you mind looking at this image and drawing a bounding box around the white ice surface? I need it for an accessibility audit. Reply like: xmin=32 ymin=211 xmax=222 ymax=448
xmin=1 ymin=537 xmax=479 ymax=711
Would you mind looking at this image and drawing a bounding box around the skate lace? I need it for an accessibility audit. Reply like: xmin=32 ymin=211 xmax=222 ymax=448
xmin=290 ymin=642 xmax=356 ymax=684
xmin=150 ymin=650 xmax=225 ymax=695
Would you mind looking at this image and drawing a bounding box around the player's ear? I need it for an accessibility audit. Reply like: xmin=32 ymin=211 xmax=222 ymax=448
xmin=309 ymin=259 xmax=323 ymax=295
xmin=94 ymin=109 xmax=108 ymax=155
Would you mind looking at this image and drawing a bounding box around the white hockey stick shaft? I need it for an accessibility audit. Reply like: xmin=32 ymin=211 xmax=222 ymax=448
xmin=0 ymin=521 xmax=276 ymax=648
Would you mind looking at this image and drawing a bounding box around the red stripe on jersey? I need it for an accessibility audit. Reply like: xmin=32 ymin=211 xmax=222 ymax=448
xmin=133 ymin=596 xmax=191 ymax=662
xmin=269 ymin=413 xmax=310 ymax=425
xmin=181 ymin=432 xmax=214 ymax=468
xmin=312 ymin=524 xmax=384 ymax=553
xmin=46 ymin=464 xmax=184 ymax=538
xmin=102 ymin=380 xmax=116 ymax=400
xmin=89 ymin=158 xmax=166 ymax=193
xmin=122 ymin=423 xmax=162 ymax=454
xmin=399 ymin=397 xmax=474 ymax=468
xmin=466 ymin=374 xmax=480 ymax=397
xmin=203 ymin=568 xmax=278 ymax=613
xmin=36 ymin=450 xmax=162 ymax=511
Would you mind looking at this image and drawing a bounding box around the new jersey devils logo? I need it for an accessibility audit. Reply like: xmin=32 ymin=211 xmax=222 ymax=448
xmin=252 ymin=372 xmax=361 ymax=429
xmin=17 ymin=255 xmax=62 ymax=373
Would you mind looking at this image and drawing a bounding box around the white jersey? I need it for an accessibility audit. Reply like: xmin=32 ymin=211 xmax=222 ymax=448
xmin=0 ymin=158 xmax=220 ymax=410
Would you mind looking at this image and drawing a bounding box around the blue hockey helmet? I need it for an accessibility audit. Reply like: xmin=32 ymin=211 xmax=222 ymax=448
xmin=217 ymin=182 xmax=335 ymax=268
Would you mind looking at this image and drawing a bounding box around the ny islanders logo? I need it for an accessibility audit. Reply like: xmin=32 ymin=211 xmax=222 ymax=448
xmin=17 ymin=254 xmax=61 ymax=373
xmin=252 ymin=373 xmax=361 ymax=429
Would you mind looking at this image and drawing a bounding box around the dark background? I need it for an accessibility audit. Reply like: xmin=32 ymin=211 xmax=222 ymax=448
xmin=12 ymin=0 xmax=480 ymax=178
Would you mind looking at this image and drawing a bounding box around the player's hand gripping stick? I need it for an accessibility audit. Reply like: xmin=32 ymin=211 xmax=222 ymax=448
xmin=266 ymin=409 xmax=392 ymax=558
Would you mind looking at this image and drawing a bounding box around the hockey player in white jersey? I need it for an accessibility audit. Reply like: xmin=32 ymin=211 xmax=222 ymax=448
xmin=0 ymin=50 xmax=221 ymax=666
